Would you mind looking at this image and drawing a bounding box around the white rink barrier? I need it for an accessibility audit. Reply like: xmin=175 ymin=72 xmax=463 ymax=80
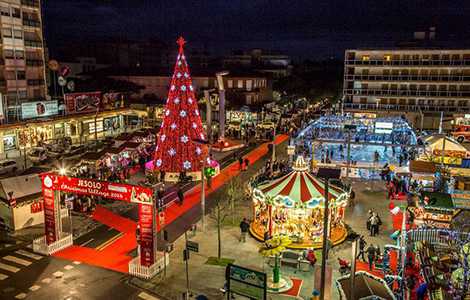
xmin=33 ymin=231 xmax=73 ymax=256
xmin=129 ymin=251 xmax=169 ymax=279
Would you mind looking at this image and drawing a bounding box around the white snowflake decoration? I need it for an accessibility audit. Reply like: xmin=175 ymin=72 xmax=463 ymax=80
xmin=177 ymin=61 xmax=182 ymax=66
xmin=196 ymin=147 xmax=202 ymax=155
xmin=177 ymin=73 xmax=182 ymax=78
xmin=174 ymin=98 xmax=180 ymax=104
xmin=168 ymin=148 xmax=176 ymax=156
xmin=195 ymin=110 xmax=199 ymax=116
xmin=182 ymin=54 xmax=186 ymax=60
xmin=181 ymin=85 xmax=187 ymax=91
xmin=184 ymin=72 xmax=189 ymax=78
xmin=161 ymin=134 xmax=166 ymax=142
xmin=171 ymin=85 xmax=175 ymax=91
xmin=183 ymin=161 xmax=191 ymax=170
xmin=171 ymin=123 xmax=177 ymax=130
xmin=180 ymin=110 xmax=186 ymax=117
xmin=166 ymin=109 xmax=170 ymax=116
xmin=189 ymin=85 xmax=194 ymax=91
xmin=188 ymin=97 xmax=193 ymax=104
xmin=155 ymin=146 xmax=158 ymax=152
xmin=177 ymin=54 xmax=181 ymax=60
xmin=181 ymin=135 xmax=189 ymax=143
xmin=200 ymin=133 xmax=205 ymax=140
xmin=166 ymin=98 xmax=169 ymax=103
xmin=192 ymin=122 xmax=197 ymax=129
xmin=156 ymin=159 xmax=162 ymax=167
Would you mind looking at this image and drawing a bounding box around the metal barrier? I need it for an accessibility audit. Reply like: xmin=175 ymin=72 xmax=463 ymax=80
xmin=407 ymin=228 xmax=460 ymax=247
xmin=33 ymin=231 xmax=73 ymax=256
xmin=60 ymin=207 xmax=69 ymax=219
xmin=128 ymin=251 xmax=169 ymax=279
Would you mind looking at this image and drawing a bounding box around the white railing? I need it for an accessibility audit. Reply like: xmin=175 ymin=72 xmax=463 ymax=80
xmin=407 ymin=228 xmax=460 ymax=247
xmin=129 ymin=251 xmax=169 ymax=279
xmin=60 ymin=206 xmax=69 ymax=219
xmin=33 ymin=231 xmax=73 ymax=256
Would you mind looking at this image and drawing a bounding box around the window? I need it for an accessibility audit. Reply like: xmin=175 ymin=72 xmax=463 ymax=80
xmin=17 ymin=71 xmax=25 ymax=80
xmin=6 ymin=71 xmax=15 ymax=80
xmin=237 ymin=80 xmax=243 ymax=89
xmin=11 ymin=7 xmax=20 ymax=18
xmin=203 ymin=79 xmax=208 ymax=88
xmin=4 ymin=49 xmax=13 ymax=59
xmin=362 ymin=55 xmax=370 ymax=61
xmin=3 ymin=27 xmax=12 ymax=38
xmin=18 ymin=90 xmax=27 ymax=99
xmin=13 ymin=30 xmax=22 ymax=39
xmin=33 ymin=89 xmax=40 ymax=98
xmin=384 ymin=55 xmax=391 ymax=61
xmin=412 ymin=54 xmax=419 ymax=60
xmin=214 ymin=80 xmax=217 ymax=87
xmin=246 ymin=80 xmax=252 ymax=91
xmin=15 ymin=50 xmax=23 ymax=59
xmin=1 ymin=5 xmax=10 ymax=17
xmin=147 ymin=78 xmax=151 ymax=86
xmin=26 ymin=51 xmax=36 ymax=60
xmin=452 ymin=54 xmax=460 ymax=60
xmin=432 ymin=54 xmax=440 ymax=60
xmin=458 ymin=100 xmax=466 ymax=107
xmin=422 ymin=55 xmax=429 ymax=61
xmin=227 ymin=80 xmax=233 ymax=88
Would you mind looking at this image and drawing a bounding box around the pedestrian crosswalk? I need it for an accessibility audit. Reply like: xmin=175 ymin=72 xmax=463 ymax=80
xmin=0 ymin=245 xmax=43 ymax=280
xmin=137 ymin=292 xmax=163 ymax=300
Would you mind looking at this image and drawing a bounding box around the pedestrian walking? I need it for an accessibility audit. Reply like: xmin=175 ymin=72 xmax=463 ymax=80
xmin=232 ymin=152 xmax=237 ymax=162
xmin=406 ymin=274 xmax=416 ymax=300
xmin=376 ymin=213 xmax=382 ymax=235
xmin=370 ymin=213 xmax=379 ymax=236
xmin=86 ymin=196 xmax=93 ymax=216
xmin=348 ymin=187 xmax=355 ymax=207
xmin=239 ymin=218 xmax=250 ymax=242
xmin=366 ymin=210 xmax=373 ymax=231
xmin=238 ymin=156 xmax=244 ymax=170
xmin=367 ymin=244 xmax=376 ymax=271
xmin=244 ymin=157 xmax=249 ymax=171
xmin=157 ymin=187 xmax=164 ymax=208
xmin=356 ymin=236 xmax=367 ymax=261
xmin=177 ymin=188 xmax=184 ymax=207
xmin=160 ymin=169 xmax=166 ymax=183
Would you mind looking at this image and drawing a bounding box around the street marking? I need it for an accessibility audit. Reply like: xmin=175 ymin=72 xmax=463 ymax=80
xmin=108 ymin=227 xmax=114 ymax=230
xmin=4 ymin=255 xmax=32 ymax=266
xmin=41 ymin=278 xmax=52 ymax=284
xmin=5 ymin=244 xmax=12 ymax=248
xmin=15 ymin=250 xmax=42 ymax=260
xmin=73 ymin=261 xmax=81 ymax=265
xmin=0 ymin=262 xmax=20 ymax=273
xmin=15 ymin=241 xmax=22 ymax=245
xmin=15 ymin=293 xmax=27 ymax=299
xmin=53 ymin=271 xmax=63 ymax=277
xmin=80 ymin=238 xmax=94 ymax=247
xmin=26 ymin=244 xmax=32 ymax=249
xmin=0 ymin=273 xmax=8 ymax=280
xmin=29 ymin=285 xmax=40 ymax=291
xmin=95 ymin=232 xmax=125 ymax=251
xmin=138 ymin=292 xmax=162 ymax=300
xmin=64 ymin=265 xmax=74 ymax=270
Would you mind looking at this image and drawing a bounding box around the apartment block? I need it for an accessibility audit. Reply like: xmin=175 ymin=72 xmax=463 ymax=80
xmin=343 ymin=48 xmax=470 ymax=129
xmin=0 ymin=0 xmax=46 ymax=103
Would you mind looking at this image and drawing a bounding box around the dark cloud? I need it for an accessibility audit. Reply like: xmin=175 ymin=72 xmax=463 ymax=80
xmin=42 ymin=0 xmax=470 ymax=61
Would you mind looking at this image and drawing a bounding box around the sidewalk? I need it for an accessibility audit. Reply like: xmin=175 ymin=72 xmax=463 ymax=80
xmin=131 ymin=147 xmax=397 ymax=300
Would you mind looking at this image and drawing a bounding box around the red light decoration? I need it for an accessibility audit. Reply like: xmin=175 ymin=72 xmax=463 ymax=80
xmin=153 ymin=37 xmax=206 ymax=173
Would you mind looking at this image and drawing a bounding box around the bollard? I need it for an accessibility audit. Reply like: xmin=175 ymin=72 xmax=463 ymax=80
xmin=312 ymin=289 xmax=320 ymax=300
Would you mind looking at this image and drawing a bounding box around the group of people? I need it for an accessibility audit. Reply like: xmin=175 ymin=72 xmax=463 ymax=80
xmin=366 ymin=210 xmax=383 ymax=237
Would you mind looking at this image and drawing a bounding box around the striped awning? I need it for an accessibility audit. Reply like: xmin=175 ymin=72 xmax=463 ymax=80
xmin=257 ymin=170 xmax=345 ymax=203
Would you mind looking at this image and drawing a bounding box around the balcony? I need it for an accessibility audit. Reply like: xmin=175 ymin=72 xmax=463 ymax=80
xmin=343 ymin=88 xmax=470 ymax=98
xmin=24 ymin=40 xmax=42 ymax=48
xmin=343 ymin=102 xmax=470 ymax=114
xmin=26 ymin=60 xmax=43 ymax=67
xmin=23 ymin=19 xmax=41 ymax=28
xmin=345 ymin=74 xmax=470 ymax=83
xmin=21 ymin=0 xmax=40 ymax=8
xmin=345 ymin=59 xmax=470 ymax=67
xmin=28 ymin=79 xmax=45 ymax=86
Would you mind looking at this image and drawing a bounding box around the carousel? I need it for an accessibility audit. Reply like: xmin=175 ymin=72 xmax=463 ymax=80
xmin=250 ymin=156 xmax=349 ymax=249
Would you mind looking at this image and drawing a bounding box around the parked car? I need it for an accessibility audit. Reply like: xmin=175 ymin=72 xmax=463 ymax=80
xmin=28 ymin=147 xmax=48 ymax=164
xmin=451 ymin=125 xmax=470 ymax=143
xmin=256 ymin=122 xmax=276 ymax=130
xmin=64 ymin=145 xmax=86 ymax=157
xmin=0 ymin=160 xmax=19 ymax=174
xmin=86 ymin=140 xmax=104 ymax=150
xmin=102 ymin=136 xmax=114 ymax=147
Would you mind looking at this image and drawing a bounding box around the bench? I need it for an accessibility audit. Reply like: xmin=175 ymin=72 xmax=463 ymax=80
xmin=280 ymin=250 xmax=302 ymax=269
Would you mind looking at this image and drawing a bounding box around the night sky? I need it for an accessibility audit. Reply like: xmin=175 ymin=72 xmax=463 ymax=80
xmin=42 ymin=0 xmax=470 ymax=62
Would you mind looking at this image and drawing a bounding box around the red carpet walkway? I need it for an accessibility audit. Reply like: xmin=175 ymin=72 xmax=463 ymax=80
xmin=53 ymin=135 xmax=290 ymax=273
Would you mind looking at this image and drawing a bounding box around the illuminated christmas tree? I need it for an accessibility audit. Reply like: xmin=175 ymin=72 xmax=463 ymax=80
xmin=153 ymin=37 xmax=206 ymax=174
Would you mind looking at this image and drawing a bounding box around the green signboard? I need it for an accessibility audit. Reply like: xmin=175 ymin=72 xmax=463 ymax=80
xmin=452 ymin=190 xmax=470 ymax=210
xmin=228 ymin=264 xmax=267 ymax=300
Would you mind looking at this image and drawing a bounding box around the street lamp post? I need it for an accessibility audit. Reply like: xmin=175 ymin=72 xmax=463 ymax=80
xmin=317 ymin=168 xmax=341 ymax=300
xmin=216 ymin=72 xmax=229 ymax=142
xmin=344 ymin=125 xmax=357 ymax=183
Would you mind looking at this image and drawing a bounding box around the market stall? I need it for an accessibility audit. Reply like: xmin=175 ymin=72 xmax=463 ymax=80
xmin=409 ymin=161 xmax=437 ymax=192
xmin=250 ymin=156 xmax=348 ymax=249
xmin=423 ymin=134 xmax=470 ymax=167
xmin=334 ymin=271 xmax=397 ymax=300
xmin=410 ymin=192 xmax=459 ymax=229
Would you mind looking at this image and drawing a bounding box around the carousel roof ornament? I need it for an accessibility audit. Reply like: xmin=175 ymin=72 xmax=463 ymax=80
xmin=292 ymin=155 xmax=309 ymax=172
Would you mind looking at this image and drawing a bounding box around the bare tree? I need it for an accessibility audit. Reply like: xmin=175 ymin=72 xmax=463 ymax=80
xmin=446 ymin=211 xmax=470 ymax=298
xmin=224 ymin=175 xmax=244 ymax=223
xmin=209 ymin=193 xmax=231 ymax=263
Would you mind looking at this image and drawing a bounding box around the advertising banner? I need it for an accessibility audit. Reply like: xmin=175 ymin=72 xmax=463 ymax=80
xmin=21 ymin=100 xmax=59 ymax=120
xmin=102 ymin=92 xmax=129 ymax=110
xmin=139 ymin=204 xmax=154 ymax=267
xmin=43 ymin=174 xmax=153 ymax=204
xmin=42 ymin=175 xmax=57 ymax=245
xmin=64 ymin=92 xmax=101 ymax=113
xmin=228 ymin=264 xmax=267 ymax=300
xmin=452 ymin=190 xmax=470 ymax=210
xmin=432 ymin=156 xmax=463 ymax=166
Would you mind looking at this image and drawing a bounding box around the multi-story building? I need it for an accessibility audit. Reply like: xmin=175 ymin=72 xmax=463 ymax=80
xmin=0 ymin=0 xmax=46 ymax=103
xmin=343 ymin=48 xmax=470 ymax=130
xmin=224 ymin=49 xmax=293 ymax=78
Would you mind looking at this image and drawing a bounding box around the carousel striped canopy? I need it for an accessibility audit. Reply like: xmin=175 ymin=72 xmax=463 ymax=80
xmin=257 ymin=169 xmax=345 ymax=203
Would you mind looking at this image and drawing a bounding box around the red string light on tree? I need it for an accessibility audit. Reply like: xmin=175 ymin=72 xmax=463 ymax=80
xmin=153 ymin=37 xmax=206 ymax=173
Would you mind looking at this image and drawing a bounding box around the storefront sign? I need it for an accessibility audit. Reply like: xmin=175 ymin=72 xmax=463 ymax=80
xmin=102 ymin=93 xmax=127 ymax=110
xmin=21 ymin=100 xmax=59 ymax=119
xmin=64 ymin=92 xmax=101 ymax=113
xmin=432 ymin=156 xmax=463 ymax=165
xmin=287 ymin=145 xmax=295 ymax=155
xmin=375 ymin=122 xmax=393 ymax=134
xmin=452 ymin=190 xmax=470 ymax=210
xmin=42 ymin=175 xmax=57 ymax=244
xmin=228 ymin=264 xmax=267 ymax=300
xmin=139 ymin=203 xmax=154 ymax=267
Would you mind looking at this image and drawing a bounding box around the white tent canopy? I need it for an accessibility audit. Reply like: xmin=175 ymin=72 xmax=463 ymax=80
xmin=425 ymin=134 xmax=467 ymax=152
